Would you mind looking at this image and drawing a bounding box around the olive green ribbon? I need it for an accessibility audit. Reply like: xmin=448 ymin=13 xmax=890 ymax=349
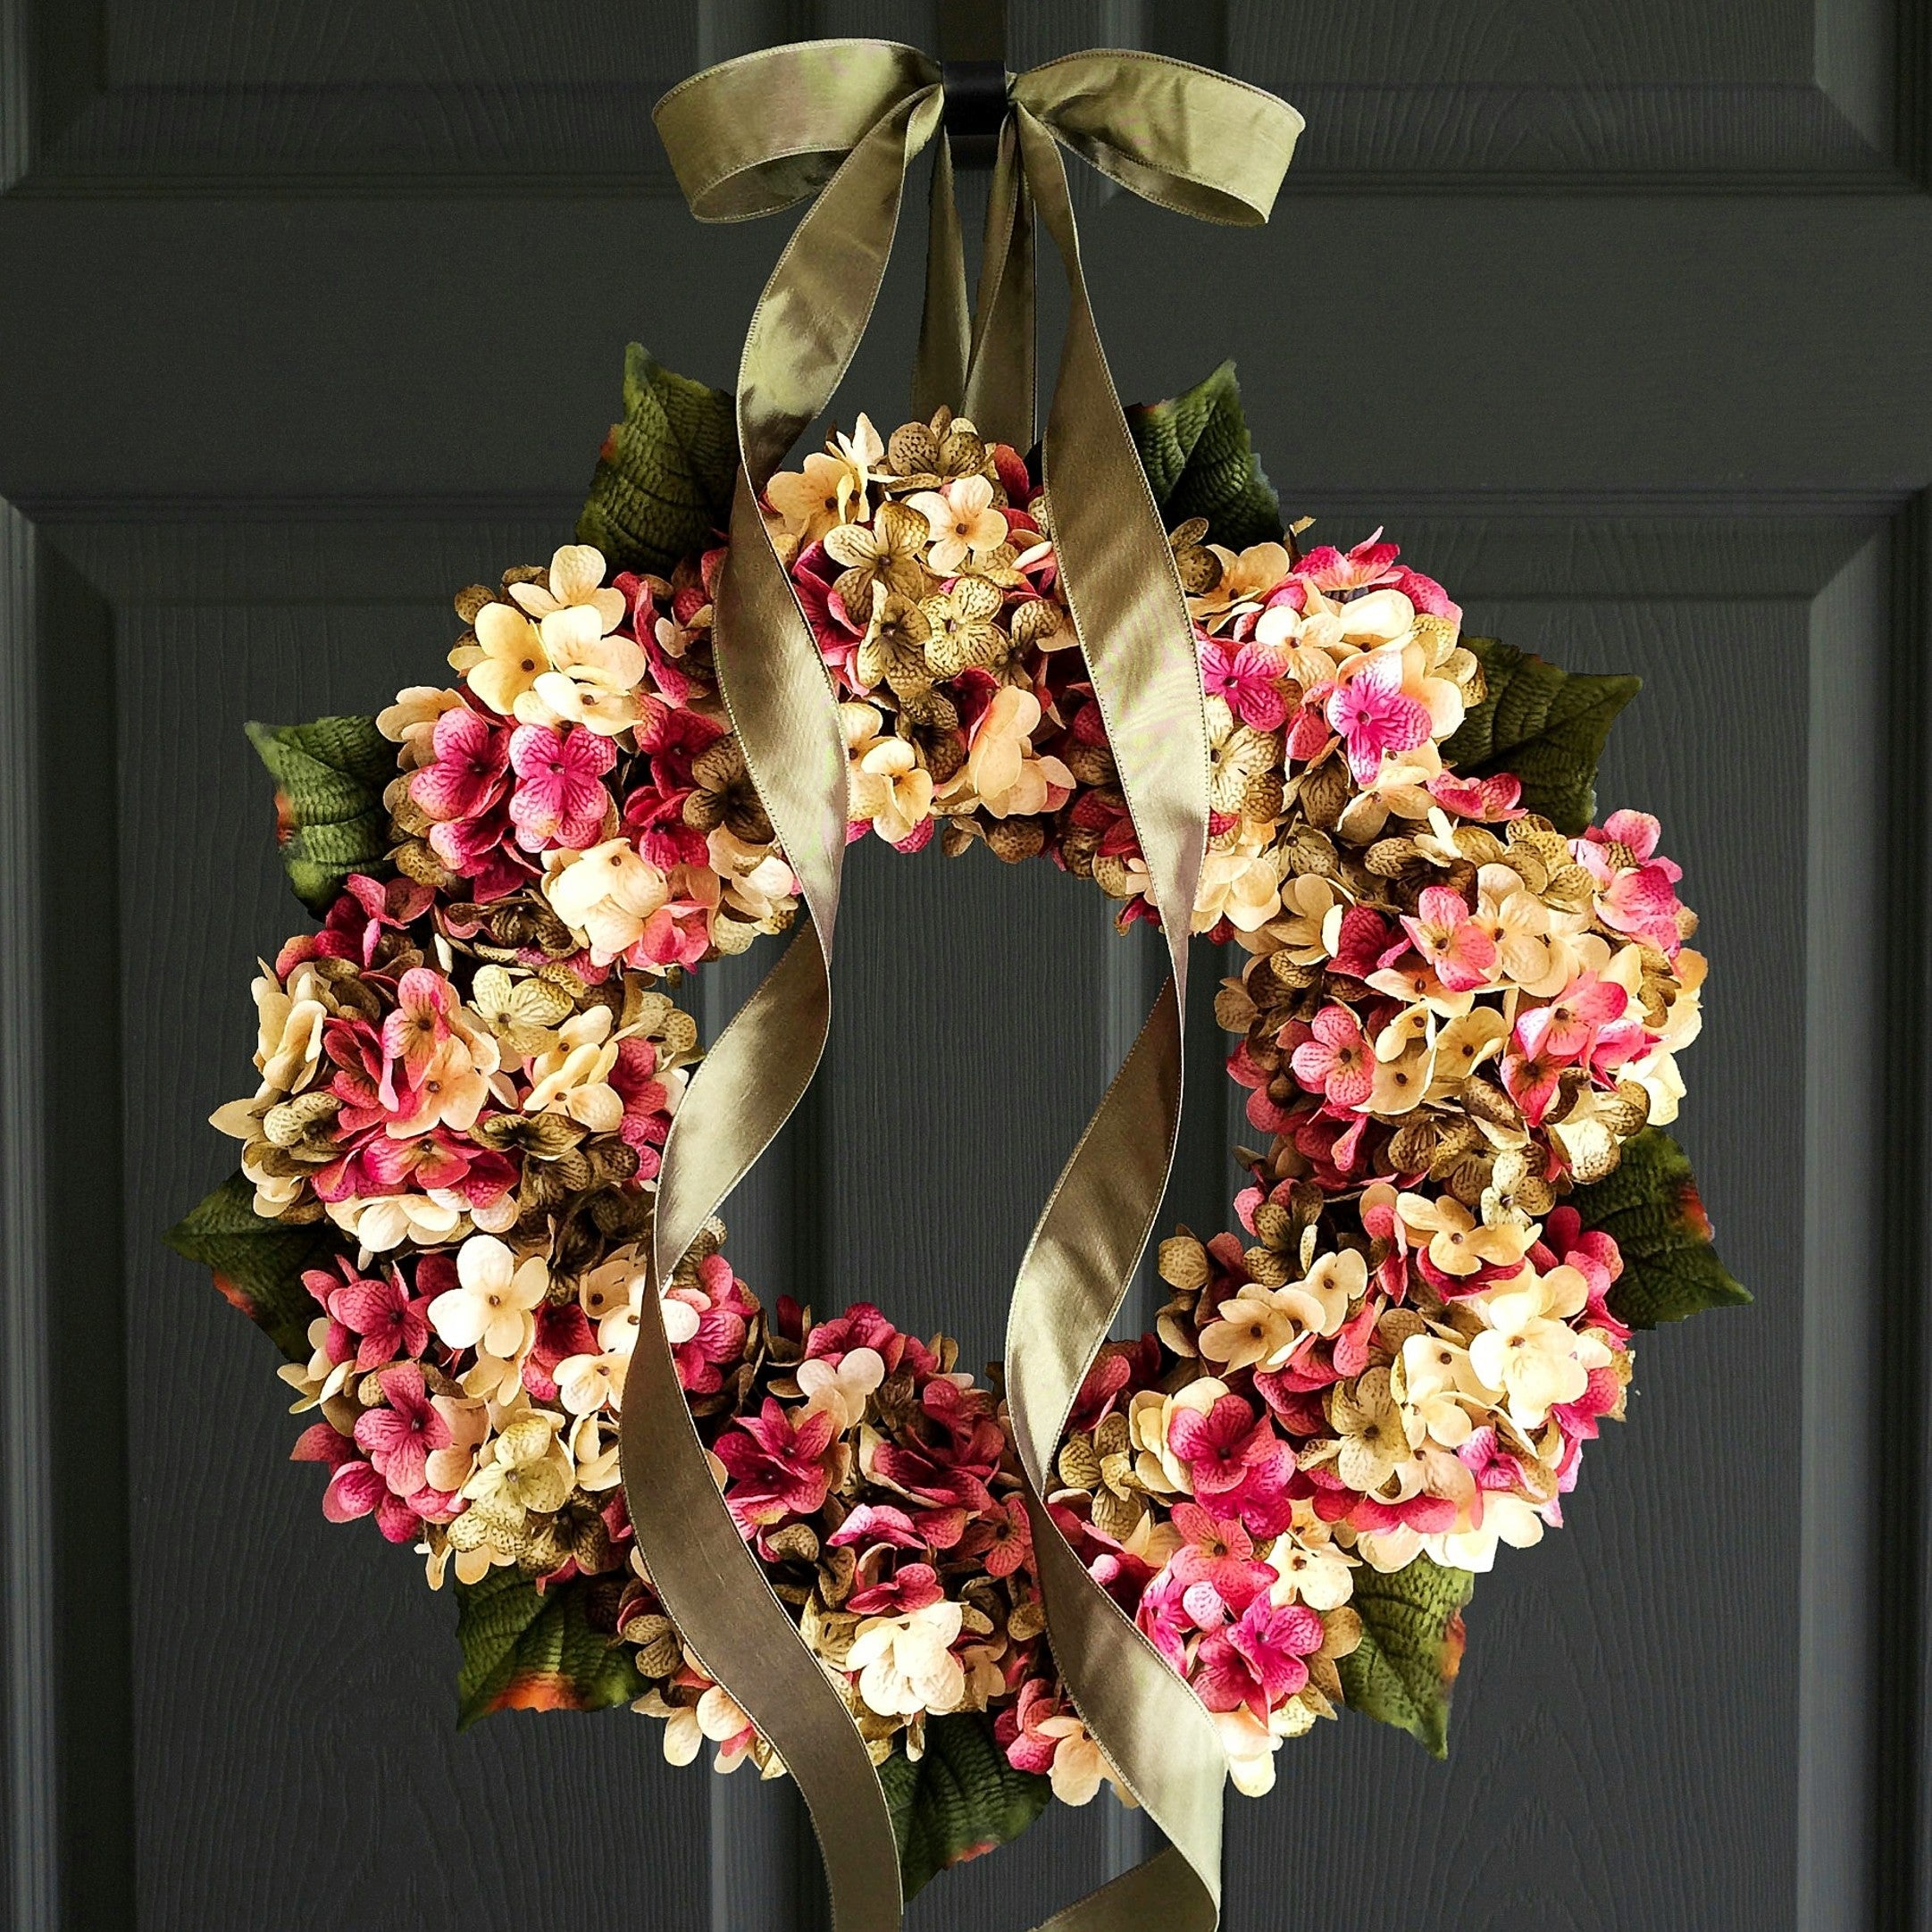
xmin=619 ymin=40 xmax=1301 ymax=1932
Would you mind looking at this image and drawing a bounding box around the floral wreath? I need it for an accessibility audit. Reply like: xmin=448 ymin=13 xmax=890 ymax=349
xmin=170 ymin=350 xmax=1747 ymax=1895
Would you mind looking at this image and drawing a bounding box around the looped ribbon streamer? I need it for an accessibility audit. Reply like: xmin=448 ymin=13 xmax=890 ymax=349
xmin=618 ymin=40 xmax=1301 ymax=1932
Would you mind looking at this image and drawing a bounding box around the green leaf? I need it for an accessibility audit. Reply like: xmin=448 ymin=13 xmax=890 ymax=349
xmin=163 ymin=1171 xmax=342 ymax=1360
xmin=1338 ymin=1555 xmax=1475 ymax=1759
xmin=877 ymin=1711 xmax=1051 ymax=1899
xmin=577 ymin=343 xmax=738 ymax=577
xmin=454 ymin=1568 xmax=644 ymax=1729
xmin=1571 ymin=1126 xmax=1751 ymax=1328
xmin=1126 ymin=361 xmax=1284 ymax=552
xmin=1439 ymin=637 xmax=1640 ymax=836
xmin=246 ymin=714 xmax=394 ymax=913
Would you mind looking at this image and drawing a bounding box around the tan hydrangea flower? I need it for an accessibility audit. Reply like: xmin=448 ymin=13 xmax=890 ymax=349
xmin=824 ymin=500 xmax=929 ymax=615
xmin=883 ymin=408 xmax=991 ymax=493
xmin=684 ymin=734 xmax=774 ymax=846
xmin=920 ymin=577 xmax=1006 ymax=679
xmin=856 ymin=586 xmax=934 ymax=696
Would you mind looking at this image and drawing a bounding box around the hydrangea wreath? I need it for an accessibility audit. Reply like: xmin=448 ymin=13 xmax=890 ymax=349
xmin=170 ymin=349 xmax=1747 ymax=1894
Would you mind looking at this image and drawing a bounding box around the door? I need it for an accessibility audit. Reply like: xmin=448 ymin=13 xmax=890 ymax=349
xmin=2 ymin=3 xmax=1926 ymax=1928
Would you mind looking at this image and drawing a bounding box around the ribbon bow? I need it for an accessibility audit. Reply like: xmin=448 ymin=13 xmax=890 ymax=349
xmin=619 ymin=41 xmax=1301 ymax=1932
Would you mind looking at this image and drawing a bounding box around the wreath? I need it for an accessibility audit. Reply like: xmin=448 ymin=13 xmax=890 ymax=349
xmin=168 ymin=350 xmax=1747 ymax=1894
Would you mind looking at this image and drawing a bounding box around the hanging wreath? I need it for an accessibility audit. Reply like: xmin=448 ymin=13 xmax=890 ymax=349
xmin=169 ymin=350 xmax=1746 ymax=1894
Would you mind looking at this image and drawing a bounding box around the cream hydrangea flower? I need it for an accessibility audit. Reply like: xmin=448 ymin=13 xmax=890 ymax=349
xmin=430 ymin=1234 xmax=549 ymax=1359
xmin=1033 ymin=1714 xmax=1128 ymax=1806
xmin=907 ymin=474 xmax=1007 ymax=574
xmin=543 ymin=839 xmax=671 ymax=966
xmin=1200 ymin=1250 xmax=1362 ymax=1374
xmin=1394 ymin=1330 xmax=1490 ymax=1448
xmin=1466 ymin=1264 xmax=1610 ymax=1429
xmin=1213 ymin=1703 xmax=1287 ymax=1797
xmin=506 ymin=542 xmax=627 ymax=632
xmin=707 ymin=825 xmax=795 ymax=932
xmin=795 ymin=1347 xmax=885 ymax=1431
xmin=376 ymin=684 xmax=465 ymax=767
xmin=1395 ymin=1192 xmax=1535 ymax=1278
xmin=848 ymin=1601 xmax=966 ymax=1718
xmin=554 ymin=1351 xmax=626 ymax=1417
xmin=464 ymin=603 xmax=550 ymax=716
xmin=424 ymin=1395 xmax=491 ymax=1494
xmin=1192 ymin=823 xmax=1285 ymax=934
xmin=278 ymin=1315 xmax=358 ymax=1413
xmin=1266 ymin=1504 xmax=1359 ymax=1610
xmin=948 ymin=687 xmax=1074 ymax=820
xmin=523 ymin=1006 xmax=623 ymax=1132
xmin=1427 ymin=1490 xmax=1547 ymax=1572
xmin=1268 ymin=874 xmax=1341 ymax=965
xmin=850 ymin=737 xmax=933 ymax=845
xmin=327 ymin=1188 xmax=466 ymax=1253
xmin=767 ymin=451 xmax=866 ymax=544
xmin=387 ymin=1034 xmax=490 ymax=1136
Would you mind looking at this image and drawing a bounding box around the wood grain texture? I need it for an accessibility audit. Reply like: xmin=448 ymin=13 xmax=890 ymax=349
xmin=12 ymin=194 xmax=1932 ymax=505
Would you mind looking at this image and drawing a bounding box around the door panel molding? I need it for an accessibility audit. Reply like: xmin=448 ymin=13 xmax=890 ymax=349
xmin=1 ymin=0 xmax=1921 ymax=196
xmin=4 ymin=491 xmax=1923 ymax=1927
xmin=0 ymin=502 xmax=136 ymax=1932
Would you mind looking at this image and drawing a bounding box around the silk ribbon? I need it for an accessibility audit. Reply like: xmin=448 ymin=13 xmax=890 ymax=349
xmin=619 ymin=39 xmax=1301 ymax=1932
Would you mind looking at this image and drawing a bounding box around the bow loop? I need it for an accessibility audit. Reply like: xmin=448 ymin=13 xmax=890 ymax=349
xmin=655 ymin=39 xmax=940 ymax=222
xmin=1014 ymin=51 xmax=1302 ymax=224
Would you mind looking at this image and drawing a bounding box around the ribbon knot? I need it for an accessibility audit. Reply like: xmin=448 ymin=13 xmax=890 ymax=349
xmin=623 ymin=38 xmax=1301 ymax=1932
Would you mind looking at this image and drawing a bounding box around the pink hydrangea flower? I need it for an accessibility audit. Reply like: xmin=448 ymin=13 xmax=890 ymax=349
xmin=352 ymin=1364 xmax=452 ymax=1499
xmin=846 ymin=1560 xmax=946 ymax=1617
xmin=1291 ymin=530 xmax=1461 ymax=621
xmin=828 ymin=1503 xmax=925 ymax=1552
xmin=1401 ymin=884 xmax=1500 ymax=993
xmin=507 ymin=722 xmax=616 ymax=852
xmin=1426 ymin=770 xmax=1523 ymax=821
xmin=1167 ymin=1502 xmax=1275 ymax=1614
xmin=999 ymin=1677 xmax=1072 ymax=1776
xmin=1201 ymin=638 xmax=1292 ymax=731
xmin=715 ymin=1398 xmax=841 ymax=1528
xmin=630 ymin=865 xmax=718 ymax=970
xmin=276 ymin=873 xmax=433 ymax=976
xmin=977 ymin=1495 xmax=1034 ymax=1579
xmin=409 ymin=707 xmax=526 ymax=896
xmin=1577 ymin=810 xmax=1686 ymax=954
xmin=381 ymin=966 xmax=454 ymax=1094
xmin=324 ymin=1265 xmax=431 ymax=1371
xmin=1167 ymin=1393 xmax=1289 ymax=1510
xmin=1192 ymin=1594 xmax=1325 ymax=1719
xmin=1326 ymin=651 xmax=1433 ymax=785
xmin=666 ymin=1253 xmax=752 ymax=1395
xmin=1290 ymin=1004 xmax=1374 ymax=1108
xmin=411 ymin=705 xmax=510 ymax=824
xmin=1517 ymin=969 xmax=1629 ymax=1065
xmin=608 ymin=1037 xmax=675 ymax=1175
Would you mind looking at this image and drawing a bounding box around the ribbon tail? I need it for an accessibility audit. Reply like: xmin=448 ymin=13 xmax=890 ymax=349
xmin=1000 ymin=106 xmax=1224 ymax=1932
xmin=618 ymin=485 xmax=902 ymax=1932
xmin=913 ymin=134 xmax=973 ymax=422
xmin=623 ymin=89 xmax=949 ymax=1932
xmin=962 ymin=118 xmax=1036 ymax=451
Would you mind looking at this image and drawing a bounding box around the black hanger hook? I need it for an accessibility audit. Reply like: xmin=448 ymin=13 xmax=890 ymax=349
xmin=938 ymin=0 xmax=1008 ymax=169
